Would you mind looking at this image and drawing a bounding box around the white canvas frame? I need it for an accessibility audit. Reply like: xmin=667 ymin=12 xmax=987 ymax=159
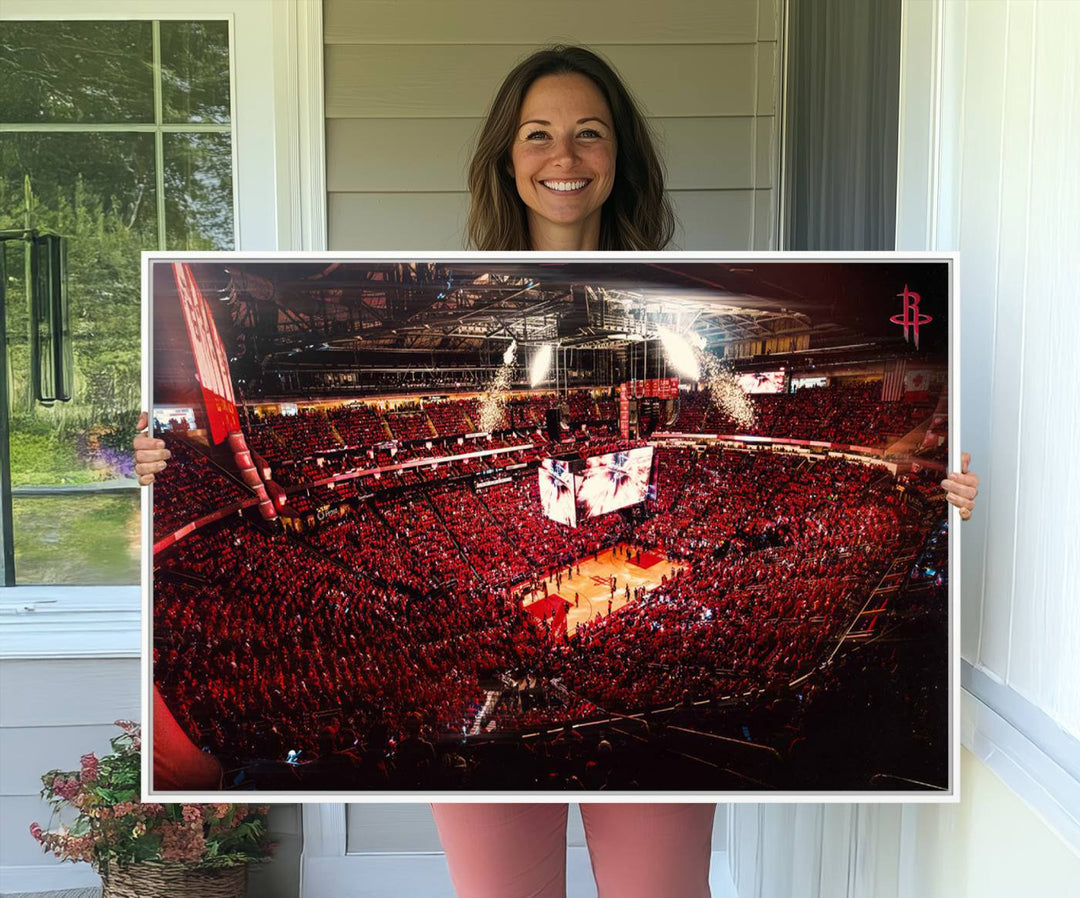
xmin=140 ymin=249 xmax=960 ymax=804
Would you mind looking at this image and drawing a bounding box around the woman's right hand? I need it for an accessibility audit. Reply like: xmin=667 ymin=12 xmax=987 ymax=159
xmin=133 ymin=411 xmax=171 ymax=485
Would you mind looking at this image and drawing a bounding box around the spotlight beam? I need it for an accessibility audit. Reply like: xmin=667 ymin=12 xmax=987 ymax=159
xmin=530 ymin=344 xmax=553 ymax=387
xmin=656 ymin=326 xmax=701 ymax=380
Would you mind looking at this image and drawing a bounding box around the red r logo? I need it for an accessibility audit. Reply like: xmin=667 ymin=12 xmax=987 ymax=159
xmin=890 ymin=285 xmax=932 ymax=350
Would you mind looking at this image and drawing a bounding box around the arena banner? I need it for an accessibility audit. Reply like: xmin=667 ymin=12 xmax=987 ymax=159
xmin=143 ymin=252 xmax=958 ymax=803
xmin=172 ymin=262 xmax=240 ymax=445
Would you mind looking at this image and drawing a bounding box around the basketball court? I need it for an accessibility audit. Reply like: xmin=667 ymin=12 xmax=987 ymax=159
xmin=523 ymin=542 xmax=683 ymax=637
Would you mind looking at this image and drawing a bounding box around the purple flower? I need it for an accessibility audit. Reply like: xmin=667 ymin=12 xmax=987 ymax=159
xmin=95 ymin=447 xmax=137 ymax=480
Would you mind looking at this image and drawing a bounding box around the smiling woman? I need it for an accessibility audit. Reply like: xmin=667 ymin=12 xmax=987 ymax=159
xmin=466 ymin=45 xmax=674 ymax=252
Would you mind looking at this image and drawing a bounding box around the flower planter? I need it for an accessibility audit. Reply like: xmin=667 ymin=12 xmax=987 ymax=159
xmin=31 ymin=722 xmax=272 ymax=891
xmin=101 ymin=862 xmax=247 ymax=898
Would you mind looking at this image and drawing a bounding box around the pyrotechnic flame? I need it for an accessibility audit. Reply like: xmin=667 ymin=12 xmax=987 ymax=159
xmin=696 ymin=349 xmax=756 ymax=430
xmin=478 ymin=364 xmax=513 ymax=433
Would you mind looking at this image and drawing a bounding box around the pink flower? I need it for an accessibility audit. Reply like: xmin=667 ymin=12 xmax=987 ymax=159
xmin=181 ymin=805 xmax=202 ymax=824
xmin=52 ymin=778 xmax=80 ymax=801
xmin=160 ymin=821 xmax=206 ymax=863
xmin=29 ymin=822 xmax=43 ymax=842
xmin=80 ymin=753 xmax=99 ymax=782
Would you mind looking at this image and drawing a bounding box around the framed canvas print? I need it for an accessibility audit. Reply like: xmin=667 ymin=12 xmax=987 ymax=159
xmin=143 ymin=252 xmax=958 ymax=802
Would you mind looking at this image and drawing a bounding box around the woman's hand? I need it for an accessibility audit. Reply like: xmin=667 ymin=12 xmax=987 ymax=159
xmin=133 ymin=411 xmax=171 ymax=486
xmin=941 ymin=451 xmax=979 ymax=521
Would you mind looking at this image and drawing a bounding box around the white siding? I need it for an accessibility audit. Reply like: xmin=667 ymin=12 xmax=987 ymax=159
xmin=346 ymin=804 xmax=445 ymax=853
xmin=324 ymin=0 xmax=763 ymax=45
xmin=729 ymin=803 xmax=904 ymax=898
xmin=324 ymin=0 xmax=782 ymax=251
xmin=897 ymin=0 xmax=1080 ymax=738
xmin=0 ymin=659 xmax=142 ymax=875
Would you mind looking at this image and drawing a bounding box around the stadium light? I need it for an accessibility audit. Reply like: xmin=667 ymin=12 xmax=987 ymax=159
xmin=503 ymin=339 xmax=517 ymax=366
xmin=530 ymin=343 xmax=553 ymax=387
xmin=657 ymin=326 xmax=701 ymax=380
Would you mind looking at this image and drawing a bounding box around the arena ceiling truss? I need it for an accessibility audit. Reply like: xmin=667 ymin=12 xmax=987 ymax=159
xmin=210 ymin=261 xmax=846 ymax=377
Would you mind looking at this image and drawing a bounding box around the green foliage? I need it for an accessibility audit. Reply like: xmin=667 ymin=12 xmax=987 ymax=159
xmin=8 ymin=424 xmax=92 ymax=486
xmin=0 ymin=22 xmax=156 ymax=125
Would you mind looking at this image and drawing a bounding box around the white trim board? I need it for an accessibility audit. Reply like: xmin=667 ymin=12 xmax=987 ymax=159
xmin=0 ymin=588 xmax=140 ymax=660
xmin=272 ymin=0 xmax=328 ymax=251
xmin=961 ymin=681 xmax=1080 ymax=855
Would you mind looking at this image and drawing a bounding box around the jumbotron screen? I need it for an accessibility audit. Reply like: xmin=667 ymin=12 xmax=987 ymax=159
xmin=576 ymin=446 xmax=655 ymax=519
xmin=153 ymin=407 xmax=197 ymax=432
xmin=737 ymin=370 xmax=786 ymax=393
xmin=538 ymin=458 xmax=577 ymax=527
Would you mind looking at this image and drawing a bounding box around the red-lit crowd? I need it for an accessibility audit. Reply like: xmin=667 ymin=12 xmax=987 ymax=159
xmin=153 ymin=433 xmax=250 ymax=540
xmin=672 ymin=381 xmax=931 ymax=446
xmin=151 ymin=384 xmax=945 ymax=761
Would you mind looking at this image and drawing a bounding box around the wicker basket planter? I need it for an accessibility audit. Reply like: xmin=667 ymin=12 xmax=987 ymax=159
xmin=101 ymin=862 xmax=247 ymax=898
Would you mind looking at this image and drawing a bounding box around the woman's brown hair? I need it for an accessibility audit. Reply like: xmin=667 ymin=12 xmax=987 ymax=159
xmin=467 ymin=46 xmax=675 ymax=251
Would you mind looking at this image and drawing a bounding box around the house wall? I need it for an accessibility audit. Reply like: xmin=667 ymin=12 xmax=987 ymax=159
xmin=728 ymin=749 xmax=1080 ymax=898
xmin=344 ymin=801 xmax=727 ymax=854
xmin=896 ymin=749 xmax=1080 ymax=898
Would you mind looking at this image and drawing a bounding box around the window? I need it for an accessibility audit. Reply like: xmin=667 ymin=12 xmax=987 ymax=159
xmin=0 ymin=19 xmax=235 ymax=584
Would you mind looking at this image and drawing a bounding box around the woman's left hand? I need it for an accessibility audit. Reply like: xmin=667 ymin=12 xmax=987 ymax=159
xmin=942 ymin=451 xmax=979 ymax=521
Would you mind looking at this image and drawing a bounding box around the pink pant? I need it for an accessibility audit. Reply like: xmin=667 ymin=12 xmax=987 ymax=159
xmin=431 ymin=803 xmax=716 ymax=898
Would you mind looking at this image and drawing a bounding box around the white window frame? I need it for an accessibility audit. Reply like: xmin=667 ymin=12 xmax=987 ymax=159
xmin=0 ymin=0 xmax=326 ymax=660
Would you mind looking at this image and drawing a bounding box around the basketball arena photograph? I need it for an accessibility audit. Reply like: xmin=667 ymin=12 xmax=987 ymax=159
xmin=145 ymin=254 xmax=955 ymax=798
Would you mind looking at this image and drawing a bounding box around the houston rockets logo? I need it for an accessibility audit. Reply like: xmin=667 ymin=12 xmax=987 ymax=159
xmin=890 ymin=285 xmax=932 ymax=349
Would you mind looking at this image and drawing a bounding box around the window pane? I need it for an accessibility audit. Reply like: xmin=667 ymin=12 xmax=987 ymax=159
xmin=164 ymin=133 xmax=235 ymax=250
xmin=0 ymin=133 xmax=158 ymax=245
xmin=1 ymin=134 xmax=155 ymax=477
xmin=160 ymin=20 xmax=232 ymax=124
xmin=2 ymin=132 xmax=153 ymax=584
xmin=0 ymin=21 xmax=154 ymax=124
xmin=12 ymin=493 xmax=141 ymax=585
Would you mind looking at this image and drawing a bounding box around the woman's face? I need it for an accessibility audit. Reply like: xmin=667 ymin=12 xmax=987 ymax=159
xmin=509 ymin=73 xmax=617 ymax=249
